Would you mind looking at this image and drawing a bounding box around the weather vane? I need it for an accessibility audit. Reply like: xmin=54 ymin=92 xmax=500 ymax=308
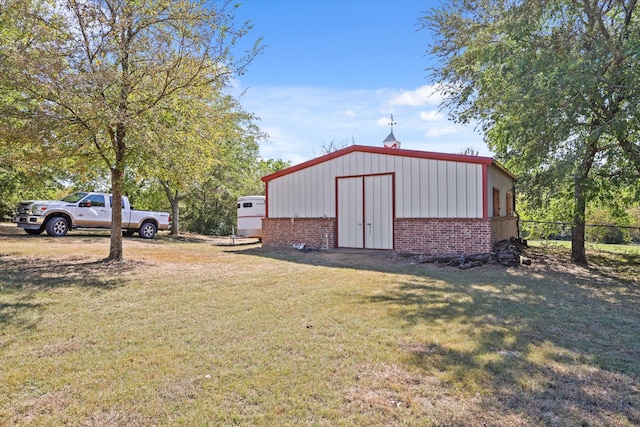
xmin=388 ymin=114 xmax=396 ymax=132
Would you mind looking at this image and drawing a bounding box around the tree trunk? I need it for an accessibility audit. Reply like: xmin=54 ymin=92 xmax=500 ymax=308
xmin=170 ymin=198 xmax=179 ymax=235
xmin=571 ymin=211 xmax=587 ymax=265
xmin=571 ymin=140 xmax=598 ymax=265
xmin=162 ymin=182 xmax=180 ymax=235
xmin=107 ymin=15 xmax=132 ymax=261
xmin=109 ymin=166 xmax=124 ymax=261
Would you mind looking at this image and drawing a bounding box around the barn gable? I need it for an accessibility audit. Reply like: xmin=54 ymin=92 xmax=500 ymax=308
xmin=261 ymin=145 xmax=517 ymax=255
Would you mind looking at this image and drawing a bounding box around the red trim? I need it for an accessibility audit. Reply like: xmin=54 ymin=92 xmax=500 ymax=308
xmin=264 ymin=182 xmax=269 ymax=218
xmin=391 ymin=172 xmax=396 ymax=249
xmin=336 ymin=171 xmax=396 ymax=179
xmin=262 ymin=145 xmax=516 ymax=183
xmin=360 ymin=176 xmax=365 ymax=247
xmin=334 ymin=176 xmax=339 ymax=248
xmin=482 ymin=164 xmax=488 ymax=218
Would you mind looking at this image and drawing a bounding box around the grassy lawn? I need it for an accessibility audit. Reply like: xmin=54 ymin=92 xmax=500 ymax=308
xmin=1 ymin=224 xmax=639 ymax=426
xmin=528 ymin=239 xmax=640 ymax=256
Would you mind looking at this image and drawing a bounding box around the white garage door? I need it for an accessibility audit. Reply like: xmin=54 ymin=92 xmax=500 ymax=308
xmin=337 ymin=174 xmax=393 ymax=249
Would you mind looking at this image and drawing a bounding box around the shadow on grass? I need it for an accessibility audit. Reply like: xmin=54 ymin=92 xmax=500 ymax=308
xmin=0 ymin=224 xmax=169 ymax=244
xmin=371 ymin=272 xmax=640 ymax=425
xmin=0 ymin=256 xmax=132 ymax=333
xmin=1 ymin=256 xmax=133 ymax=291
xmin=231 ymin=246 xmax=640 ymax=425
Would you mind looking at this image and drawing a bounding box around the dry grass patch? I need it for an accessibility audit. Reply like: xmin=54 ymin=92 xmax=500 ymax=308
xmin=1 ymin=223 xmax=640 ymax=426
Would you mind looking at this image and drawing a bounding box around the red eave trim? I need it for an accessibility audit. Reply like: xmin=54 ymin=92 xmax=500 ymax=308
xmin=261 ymin=145 xmax=505 ymax=183
xmin=264 ymin=181 xmax=269 ymax=218
xmin=482 ymin=164 xmax=489 ymax=218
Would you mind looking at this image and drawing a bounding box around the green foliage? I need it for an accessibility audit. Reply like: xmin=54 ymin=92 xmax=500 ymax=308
xmin=630 ymin=207 xmax=640 ymax=243
xmin=121 ymin=177 xmax=169 ymax=212
xmin=0 ymin=167 xmax=61 ymax=220
xmin=424 ymin=0 xmax=640 ymax=263
xmin=132 ymin=87 xmax=267 ymax=234
xmin=586 ymin=208 xmax=631 ymax=244
xmin=0 ymin=0 xmax=263 ymax=258
xmin=459 ymin=147 xmax=479 ymax=156
xmin=518 ymin=188 xmax=640 ymax=244
xmin=182 ymin=152 xmax=290 ymax=236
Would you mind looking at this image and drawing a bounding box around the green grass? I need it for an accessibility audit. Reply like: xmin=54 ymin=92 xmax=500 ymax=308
xmin=528 ymin=238 xmax=640 ymax=255
xmin=1 ymin=224 xmax=640 ymax=426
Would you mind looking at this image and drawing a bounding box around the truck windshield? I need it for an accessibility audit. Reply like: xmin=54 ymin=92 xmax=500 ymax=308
xmin=61 ymin=192 xmax=88 ymax=203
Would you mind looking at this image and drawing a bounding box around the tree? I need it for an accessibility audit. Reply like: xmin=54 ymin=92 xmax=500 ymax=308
xmin=0 ymin=0 xmax=262 ymax=260
xmin=423 ymin=0 xmax=640 ymax=264
xmin=459 ymin=147 xmax=479 ymax=156
xmin=314 ymin=137 xmax=354 ymax=157
xmin=181 ymin=143 xmax=289 ymax=236
xmin=134 ymin=88 xmax=264 ymax=236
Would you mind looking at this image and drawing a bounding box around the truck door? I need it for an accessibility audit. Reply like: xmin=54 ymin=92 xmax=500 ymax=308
xmin=77 ymin=194 xmax=111 ymax=227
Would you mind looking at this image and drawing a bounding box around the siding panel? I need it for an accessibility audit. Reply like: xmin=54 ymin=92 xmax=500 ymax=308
xmin=465 ymin=164 xmax=477 ymax=217
xmin=428 ymin=160 xmax=439 ymax=217
xmin=410 ymin=157 xmax=421 ymax=217
xmin=419 ymin=159 xmax=429 ymax=217
xmin=437 ymin=161 xmax=448 ymax=217
xmin=456 ymin=163 xmax=468 ymax=217
xmin=266 ymin=149 xmax=512 ymax=220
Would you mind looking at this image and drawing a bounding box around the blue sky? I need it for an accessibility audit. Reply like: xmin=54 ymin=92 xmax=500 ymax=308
xmin=233 ymin=0 xmax=489 ymax=165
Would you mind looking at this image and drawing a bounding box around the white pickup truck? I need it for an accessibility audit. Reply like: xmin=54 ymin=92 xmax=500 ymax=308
xmin=13 ymin=192 xmax=171 ymax=239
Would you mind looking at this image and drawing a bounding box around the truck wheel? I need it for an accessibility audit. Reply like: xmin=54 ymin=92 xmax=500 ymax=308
xmin=139 ymin=221 xmax=157 ymax=239
xmin=45 ymin=216 xmax=69 ymax=237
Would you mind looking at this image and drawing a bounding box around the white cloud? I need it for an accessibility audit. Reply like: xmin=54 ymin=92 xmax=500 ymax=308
xmin=419 ymin=110 xmax=443 ymax=122
xmin=388 ymin=85 xmax=443 ymax=107
xmin=235 ymin=82 xmax=489 ymax=164
xmin=425 ymin=126 xmax=460 ymax=138
xmin=376 ymin=116 xmax=392 ymax=126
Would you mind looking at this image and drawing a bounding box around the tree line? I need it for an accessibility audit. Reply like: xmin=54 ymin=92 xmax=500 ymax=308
xmin=3 ymin=0 xmax=639 ymax=265
xmin=0 ymin=0 xmax=288 ymax=260
xmin=424 ymin=0 xmax=640 ymax=264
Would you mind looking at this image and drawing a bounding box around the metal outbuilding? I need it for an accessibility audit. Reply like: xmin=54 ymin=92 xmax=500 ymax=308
xmin=260 ymin=144 xmax=517 ymax=255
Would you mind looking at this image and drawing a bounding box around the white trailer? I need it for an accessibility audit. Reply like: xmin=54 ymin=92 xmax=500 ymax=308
xmin=237 ymin=195 xmax=265 ymax=241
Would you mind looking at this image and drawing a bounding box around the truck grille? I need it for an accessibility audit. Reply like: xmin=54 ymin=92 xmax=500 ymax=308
xmin=16 ymin=203 xmax=32 ymax=215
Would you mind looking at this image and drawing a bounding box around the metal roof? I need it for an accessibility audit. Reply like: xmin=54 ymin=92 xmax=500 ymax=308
xmin=262 ymin=144 xmax=517 ymax=183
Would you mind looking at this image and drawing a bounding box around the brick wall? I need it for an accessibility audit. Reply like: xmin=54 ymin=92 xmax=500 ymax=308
xmin=394 ymin=218 xmax=494 ymax=255
xmin=262 ymin=218 xmax=336 ymax=249
xmin=263 ymin=216 xmax=517 ymax=255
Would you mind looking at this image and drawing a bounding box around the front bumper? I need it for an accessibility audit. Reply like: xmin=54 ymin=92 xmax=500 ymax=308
xmin=13 ymin=215 xmax=46 ymax=230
